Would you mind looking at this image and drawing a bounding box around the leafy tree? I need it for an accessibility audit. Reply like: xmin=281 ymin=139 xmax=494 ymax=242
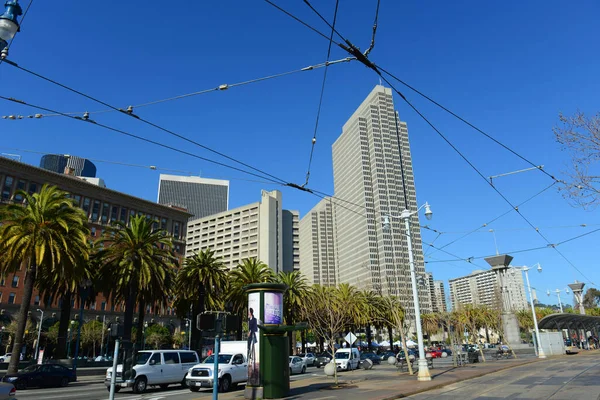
xmin=457 ymin=304 xmax=487 ymax=362
xmin=144 ymin=324 xmax=171 ymax=349
xmin=46 ymin=321 xmax=60 ymax=344
xmin=276 ymin=271 xmax=308 ymax=354
xmin=174 ymin=249 xmax=229 ymax=349
xmin=553 ymin=111 xmax=600 ymax=208
xmin=420 ymin=313 xmax=439 ymax=345
xmin=97 ymin=215 xmax=176 ymax=378
xmin=377 ymin=296 xmax=414 ymax=375
xmin=583 ymin=288 xmax=600 ymax=308
xmin=0 ymin=185 xmax=89 ymax=373
xmin=81 ymin=320 xmax=104 ymax=358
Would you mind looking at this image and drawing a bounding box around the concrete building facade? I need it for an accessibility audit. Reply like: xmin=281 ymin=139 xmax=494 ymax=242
xmin=158 ymin=174 xmax=229 ymax=220
xmin=425 ymin=272 xmax=447 ymax=313
xmin=331 ymin=85 xmax=431 ymax=314
xmin=299 ymin=197 xmax=337 ymax=286
xmin=449 ymin=268 xmax=528 ymax=311
xmin=186 ymin=190 xmax=288 ymax=273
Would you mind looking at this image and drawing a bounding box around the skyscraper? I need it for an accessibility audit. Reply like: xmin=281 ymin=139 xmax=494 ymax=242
xmin=331 ymin=85 xmax=431 ymax=314
xmin=39 ymin=154 xmax=97 ymax=177
xmin=158 ymin=174 xmax=229 ymax=220
xmin=299 ymin=197 xmax=337 ymax=286
xmin=282 ymin=210 xmax=300 ymax=272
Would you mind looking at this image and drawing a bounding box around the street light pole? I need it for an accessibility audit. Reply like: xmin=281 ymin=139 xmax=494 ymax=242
xmin=383 ymin=202 xmax=433 ymax=381
xmin=73 ymin=279 xmax=92 ymax=371
xmin=522 ymin=264 xmax=546 ymax=359
xmin=546 ymin=288 xmax=569 ymax=313
xmin=34 ymin=309 xmax=44 ymax=363
xmin=100 ymin=315 xmax=106 ymax=357
xmin=0 ymin=0 xmax=22 ymax=55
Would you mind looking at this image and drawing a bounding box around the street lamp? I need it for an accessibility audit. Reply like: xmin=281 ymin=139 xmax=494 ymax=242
xmin=546 ymin=288 xmax=569 ymax=313
xmin=382 ymin=201 xmax=433 ymax=381
xmin=515 ymin=263 xmax=546 ymax=359
xmin=34 ymin=309 xmax=44 ymax=363
xmin=105 ymin=327 xmax=111 ymax=358
xmin=0 ymin=0 xmax=22 ymax=55
xmin=142 ymin=322 xmax=148 ymax=350
xmin=67 ymin=320 xmax=75 ymax=358
xmin=0 ymin=326 xmax=5 ymax=355
xmin=73 ymin=279 xmax=92 ymax=370
xmin=184 ymin=318 xmax=192 ymax=349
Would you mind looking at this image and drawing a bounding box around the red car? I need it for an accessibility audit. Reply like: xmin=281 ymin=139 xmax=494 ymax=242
xmin=427 ymin=349 xmax=443 ymax=358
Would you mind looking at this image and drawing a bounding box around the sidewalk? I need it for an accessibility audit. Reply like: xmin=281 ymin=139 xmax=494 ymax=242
xmin=219 ymin=354 xmax=568 ymax=400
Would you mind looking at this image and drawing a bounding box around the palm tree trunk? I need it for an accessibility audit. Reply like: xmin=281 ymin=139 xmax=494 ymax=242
xmin=56 ymin=291 xmax=72 ymax=358
xmin=122 ymin=284 xmax=137 ymax=381
xmin=387 ymin=325 xmax=393 ymax=349
xmin=191 ymin=300 xmax=202 ymax=350
xmin=8 ymin=264 xmax=36 ymax=374
xmin=366 ymin=325 xmax=372 ymax=350
xmin=301 ymin=330 xmax=306 ymax=354
xmin=135 ymin=300 xmax=146 ymax=350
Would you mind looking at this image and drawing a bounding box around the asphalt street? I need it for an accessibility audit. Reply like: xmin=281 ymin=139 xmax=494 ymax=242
xmin=12 ymin=366 xmax=322 ymax=400
xmin=406 ymin=355 xmax=600 ymax=400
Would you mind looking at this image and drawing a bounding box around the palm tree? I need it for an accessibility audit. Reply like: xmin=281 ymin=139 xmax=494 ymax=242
xmin=174 ymin=249 xmax=229 ymax=349
xmin=0 ymin=185 xmax=89 ymax=373
xmin=457 ymin=304 xmax=486 ymax=362
xmin=361 ymin=290 xmax=383 ymax=350
xmin=96 ymin=215 xmax=176 ymax=378
xmin=421 ymin=313 xmax=440 ymax=346
xmin=227 ymin=258 xmax=274 ymax=338
xmin=276 ymin=271 xmax=308 ymax=354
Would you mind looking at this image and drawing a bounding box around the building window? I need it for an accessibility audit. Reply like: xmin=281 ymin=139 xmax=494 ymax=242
xmin=1 ymin=176 xmax=14 ymax=200
xmin=101 ymin=301 xmax=106 ymax=311
xmin=174 ymin=222 xmax=180 ymax=240
xmin=11 ymin=276 xmax=18 ymax=288
xmin=34 ymin=295 xmax=40 ymax=306
xmin=82 ymin=198 xmax=91 ymax=215
xmin=28 ymin=182 xmax=38 ymax=195
xmin=101 ymin=203 xmax=110 ymax=224
xmin=91 ymin=227 xmax=96 ymax=237
xmin=110 ymin=206 xmax=119 ymax=223
xmin=120 ymin=207 xmax=128 ymax=223
xmin=161 ymin=218 xmax=167 ymax=230
xmin=91 ymin=200 xmax=101 ymax=221
xmin=13 ymin=180 xmax=26 ymax=202
xmin=90 ymin=301 xmax=96 ymax=310
xmin=71 ymin=194 xmax=81 ymax=207
xmin=0 ymin=278 xmax=4 ymax=287
xmin=8 ymin=293 xmax=15 ymax=304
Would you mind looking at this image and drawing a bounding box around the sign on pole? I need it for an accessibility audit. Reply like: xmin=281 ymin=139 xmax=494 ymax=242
xmin=345 ymin=332 xmax=357 ymax=346
xmin=37 ymin=349 xmax=44 ymax=365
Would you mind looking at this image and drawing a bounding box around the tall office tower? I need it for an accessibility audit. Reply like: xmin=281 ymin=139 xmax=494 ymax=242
xmin=158 ymin=174 xmax=229 ymax=220
xmin=282 ymin=210 xmax=300 ymax=272
xmin=433 ymin=280 xmax=448 ymax=312
xmin=332 ymin=85 xmax=431 ymax=315
xmin=299 ymin=197 xmax=337 ymax=286
xmin=186 ymin=190 xmax=285 ymax=273
xmin=40 ymin=154 xmax=97 ymax=177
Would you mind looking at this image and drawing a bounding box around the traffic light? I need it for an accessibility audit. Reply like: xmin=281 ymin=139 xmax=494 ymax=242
xmin=196 ymin=313 xmax=239 ymax=333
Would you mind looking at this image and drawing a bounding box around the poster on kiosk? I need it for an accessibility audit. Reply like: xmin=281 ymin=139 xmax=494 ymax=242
xmin=247 ymin=292 xmax=261 ymax=386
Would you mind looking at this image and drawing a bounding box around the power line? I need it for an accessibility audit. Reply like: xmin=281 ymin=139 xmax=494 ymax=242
xmin=263 ymin=0 xmax=342 ymax=45
xmin=0 ymin=95 xmax=288 ymax=185
xmin=376 ymin=65 xmax=558 ymax=183
xmin=2 ymin=58 xmax=291 ymax=186
xmin=302 ymin=0 xmax=339 ymax=187
xmin=364 ymin=0 xmax=381 ymax=57
xmin=2 ymin=58 xmax=353 ymax=119
xmin=422 ymin=222 xmax=600 ymax=236
xmin=302 ymin=0 xmax=347 ymax=43
xmin=0 ymin=146 xmax=282 ymax=186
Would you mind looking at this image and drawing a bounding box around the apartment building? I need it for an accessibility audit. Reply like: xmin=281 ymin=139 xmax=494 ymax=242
xmin=158 ymin=174 xmax=229 ymax=220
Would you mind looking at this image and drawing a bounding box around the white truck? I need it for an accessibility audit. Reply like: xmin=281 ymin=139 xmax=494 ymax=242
xmin=334 ymin=348 xmax=360 ymax=371
xmin=185 ymin=341 xmax=247 ymax=393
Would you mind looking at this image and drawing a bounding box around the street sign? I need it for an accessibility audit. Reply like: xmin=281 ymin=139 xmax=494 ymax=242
xmin=345 ymin=332 xmax=357 ymax=346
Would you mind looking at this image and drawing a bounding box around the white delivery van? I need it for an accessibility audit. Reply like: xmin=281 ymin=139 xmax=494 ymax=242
xmin=105 ymin=350 xmax=199 ymax=394
xmin=334 ymin=348 xmax=360 ymax=371
xmin=185 ymin=341 xmax=247 ymax=393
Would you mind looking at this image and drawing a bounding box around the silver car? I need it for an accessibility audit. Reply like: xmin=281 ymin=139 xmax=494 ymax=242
xmin=0 ymin=382 xmax=16 ymax=399
xmin=288 ymin=356 xmax=306 ymax=375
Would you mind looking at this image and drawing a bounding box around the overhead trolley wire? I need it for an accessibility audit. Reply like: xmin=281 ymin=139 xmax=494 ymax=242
xmin=302 ymin=0 xmax=340 ymax=187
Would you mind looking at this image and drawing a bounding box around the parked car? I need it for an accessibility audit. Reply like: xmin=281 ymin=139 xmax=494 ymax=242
xmin=378 ymin=351 xmax=396 ymax=362
xmin=360 ymin=352 xmax=381 ymax=365
xmin=334 ymin=348 xmax=360 ymax=371
xmin=314 ymin=352 xmax=332 ymax=368
xmin=105 ymin=350 xmax=199 ymax=394
xmin=0 ymin=383 xmax=15 ymax=399
xmin=427 ymin=349 xmax=443 ymax=358
xmin=440 ymin=348 xmax=453 ymax=356
xmin=289 ymin=356 xmax=306 ymax=375
xmin=2 ymin=364 xmax=76 ymax=389
xmin=0 ymin=354 xmax=22 ymax=363
xmin=297 ymin=352 xmax=315 ymax=366
xmin=186 ymin=353 xmax=247 ymax=392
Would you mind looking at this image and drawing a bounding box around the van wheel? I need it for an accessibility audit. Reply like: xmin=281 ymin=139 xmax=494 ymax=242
xmin=301 ymin=366 xmax=306 ymax=374
xmin=219 ymin=375 xmax=231 ymax=392
xmin=106 ymin=386 xmax=121 ymax=393
xmin=190 ymin=386 xmax=200 ymax=392
xmin=180 ymin=377 xmax=189 ymax=388
xmin=132 ymin=377 xmax=147 ymax=394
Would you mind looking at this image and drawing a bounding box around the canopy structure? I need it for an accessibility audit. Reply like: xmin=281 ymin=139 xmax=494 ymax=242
xmin=538 ymin=313 xmax=600 ymax=332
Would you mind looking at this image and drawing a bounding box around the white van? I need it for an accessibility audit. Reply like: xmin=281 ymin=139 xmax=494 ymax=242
xmin=334 ymin=348 xmax=360 ymax=371
xmin=105 ymin=350 xmax=199 ymax=394
xmin=185 ymin=341 xmax=247 ymax=393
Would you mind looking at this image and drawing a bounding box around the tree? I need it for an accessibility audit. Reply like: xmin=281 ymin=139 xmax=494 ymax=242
xmin=0 ymin=185 xmax=89 ymax=373
xmin=144 ymin=325 xmax=171 ymax=349
xmin=174 ymin=248 xmax=229 ymax=349
xmin=97 ymin=215 xmax=176 ymax=378
xmin=227 ymin=258 xmax=274 ymax=339
xmin=377 ymin=296 xmax=414 ymax=375
xmin=457 ymin=304 xmax=486 ymax=362
xmin=81 ymin=320 xmax=104 ymax=358
xmin=583 ymin=288 xmax=600 ymax=309
xmin=300 ymin=285 xmax=355 ymax=385
xmin=420 ymin=314 xmax=439 ymax=345
xmin=553 ymin=111 xmax=600 ymax=208
xmin=276 ymin=271 xmax=308 ymax=354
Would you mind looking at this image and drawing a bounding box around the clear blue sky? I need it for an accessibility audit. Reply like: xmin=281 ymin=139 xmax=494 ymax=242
xmin=1 ymin=1 xmax=599 ymax=306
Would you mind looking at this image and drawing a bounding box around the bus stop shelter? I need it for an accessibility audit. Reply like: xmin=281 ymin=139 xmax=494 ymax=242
xmin=538 ymin=314 xmax=600 ymax=349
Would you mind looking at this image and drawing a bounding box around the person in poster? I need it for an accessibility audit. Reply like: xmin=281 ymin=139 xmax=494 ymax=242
xmin=248 ymin=307 xmax=258 ymax=355
xmin=247 ymin=293 xmax=261 ymax=386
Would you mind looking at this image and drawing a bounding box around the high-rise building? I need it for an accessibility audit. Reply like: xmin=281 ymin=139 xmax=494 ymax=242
xmin=331 ymin=85 xmax=431 ymax=314
xmin=40 ymin=154 xmax=97 ymax=177
xmin=433 ymin=280 xmax=448 ymax=313
xmin=186 ymin=190 xmax=291 ymax=273
xmin=299 ymin=197 xmax=337 ymax=286
xmin=282 ymin=210 xmax=300 ymax=272
xmin=158 ymin=174 xmax=229 ymax=220
xmin=449 ymin=268 xmax=528 ymax=311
